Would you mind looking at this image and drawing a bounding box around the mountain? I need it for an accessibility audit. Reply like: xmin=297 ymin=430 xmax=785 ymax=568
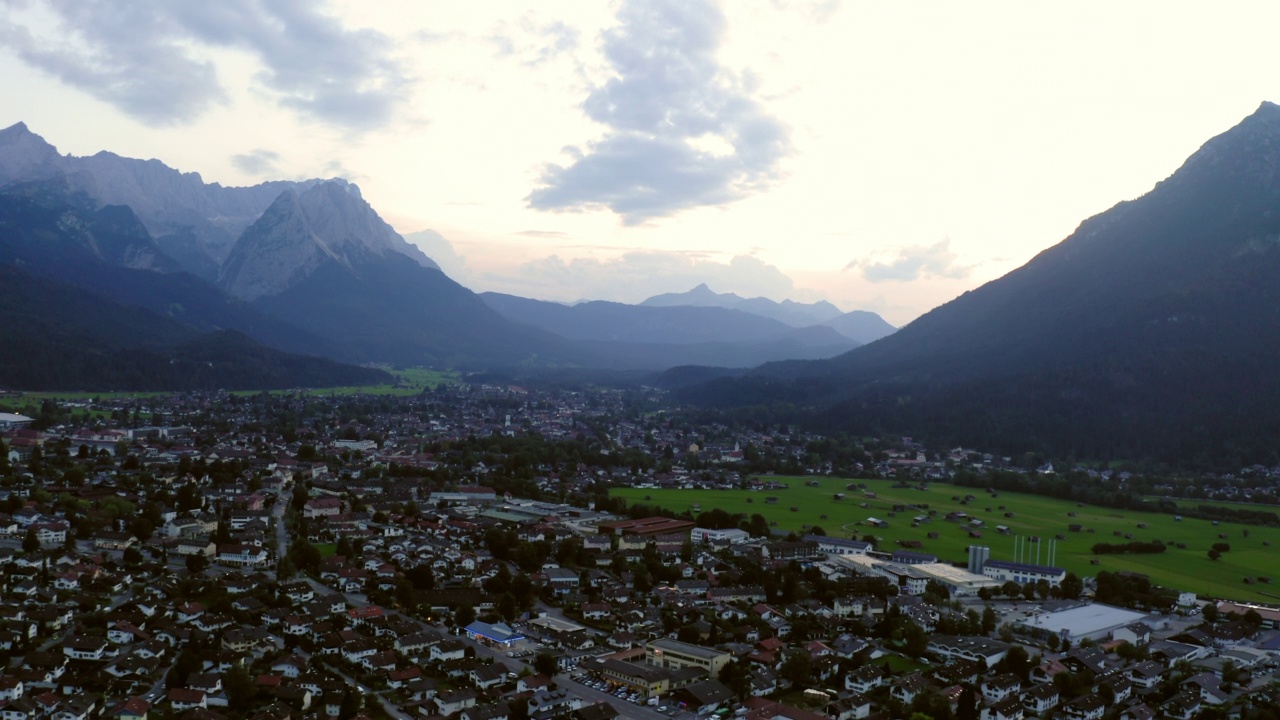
xmin=0 ymin=265 xmax=391 ymax=391
xmin=220 ymin=180 xmax=430 ymax=301
xmin=480 ymin=292 xmax=854 ymax=346
xmin=0 ymin=181 xmax=339 ymax=358
xmin=0 ymin=122 xmax=882 ymax=374
xmin=640 ymin=283 xmax=838 ymax=324
xmin=213 ymin=182 xmax=567 ymax=366
xmin=679 ymin=102 xmax=1280 ymax=466
xmin=639 ymin=283 xmax=895 ymax=343
xmin=479 ymin=292 xmax=858 ymax=368
xmin=818 ymin=310 xmax=899 ymax=345
xmin=0 ymin=122 xmax=437 ymax=280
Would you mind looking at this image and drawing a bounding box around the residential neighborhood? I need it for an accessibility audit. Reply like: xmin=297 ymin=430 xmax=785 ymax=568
xmin=0 ymin=387 xmax=1278 ymax=720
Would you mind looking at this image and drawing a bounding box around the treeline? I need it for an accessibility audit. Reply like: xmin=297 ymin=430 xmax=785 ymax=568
xmin=1093 ymin=571 xmax=1178 ymax=611
xmin=1091 ymin=540 xmax=1166 ymax=555
xmin=949 ymin=468 xmax=1153 ymax=512
xmin=1150 ymin=500 xmax=1280 ymax=528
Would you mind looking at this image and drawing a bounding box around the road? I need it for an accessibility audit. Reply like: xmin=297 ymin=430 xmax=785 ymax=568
xmin=274 ymin=495 xmax=288 ymax=573
xmin=323 ymin=661 xmax=414 ymax=720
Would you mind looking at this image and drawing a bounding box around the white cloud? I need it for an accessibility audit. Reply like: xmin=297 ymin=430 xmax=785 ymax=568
xmin=230 ymin=148 xmax=281 ymax=176
xmin=526 ymin=0 xmax=791 ymax=224
xmin=848 ymin=238 xmax=973 ymax=283
xmin=0 ymin=0 xmax=410 ymax=130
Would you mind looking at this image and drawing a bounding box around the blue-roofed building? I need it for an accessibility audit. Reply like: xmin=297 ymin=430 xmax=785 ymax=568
xmin=465 ymin=621 xmax=524 ymax=647
xmin=981 ymin=560 xmax=1066 ymax=586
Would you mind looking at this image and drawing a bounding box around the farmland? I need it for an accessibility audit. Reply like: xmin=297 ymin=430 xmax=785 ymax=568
xmin=612 ymin=476 xmax=1280 ymax=604
xmin=1 ymin=367 xmax=457 ymax=406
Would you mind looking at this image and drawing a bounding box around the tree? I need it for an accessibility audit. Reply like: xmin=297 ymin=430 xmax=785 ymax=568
xmin=780 ymin=650 xmax=813 ymax=687
xmin=1208 ymin=549 xmax=1222 ymax=561
xmin=1057 ymin=573 xmax=1083 ymax=600
xmin=995 ymin=645 xmax=1031 ymax=681
xmin=718 ymin=660 xmax=751 ymax=698
xmin=534 ymin=653 xmax=558 ymax=677
xmin=455 ymin=604 xmax=476 ymax=628
xmin=955 ymin=685 xmax=979 ymax=720
xmin=21 ymin=527 xmax=38 ymax=554
xmin=123 ymin=546 xmax=143 ymax=565
xmin=224 ymin=665 xmax=257 ymax=713
xmin=288 ymin=540 xmax=322 ymax=573
xmin=186 ymin=553 xmax=209 ymax=574
xmin=1202 ymin=603 xmax=1220 ymax=624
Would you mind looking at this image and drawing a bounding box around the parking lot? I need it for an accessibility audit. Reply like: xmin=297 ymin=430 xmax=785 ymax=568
xmin=568 ymin=670 xmax=687 ymax=717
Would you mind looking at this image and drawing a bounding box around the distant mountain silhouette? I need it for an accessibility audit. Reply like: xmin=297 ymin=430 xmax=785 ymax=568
xmin=678 ymin=102 xmax=1280 ymax=466
xmin=0 ymin=265 xmax=390 ymax=391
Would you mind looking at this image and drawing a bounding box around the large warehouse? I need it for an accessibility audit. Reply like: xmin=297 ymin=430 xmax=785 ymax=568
xmin=1017 ymin=603 xmax=1153 ymax=642
xmin=837 ymin=554 xmax=1001 ymax=596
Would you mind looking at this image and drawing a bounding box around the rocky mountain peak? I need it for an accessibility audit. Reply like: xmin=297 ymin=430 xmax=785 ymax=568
xmin=218 ymin=180 xmax=437 ymax=302
xmin=0 ymin=122 xmax=63 ymax=185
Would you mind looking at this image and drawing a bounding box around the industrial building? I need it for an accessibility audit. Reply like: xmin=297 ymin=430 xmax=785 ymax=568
xmin=595 ymin=516 xmax=696 ymax=538
xmin=836 ymin=554 xmax=999 ymax=596
xmin=646 ymin=638 xmax=731 ymax=675
xmin=1017 ymin=603 xmax=1153 ymax=643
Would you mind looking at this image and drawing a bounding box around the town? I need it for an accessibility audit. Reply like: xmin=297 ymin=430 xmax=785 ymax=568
xmin=0 ymin=385 xmax=1278 ymax=720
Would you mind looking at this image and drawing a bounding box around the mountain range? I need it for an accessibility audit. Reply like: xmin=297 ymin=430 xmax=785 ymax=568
xmin=675 ymin=101 xmax=1280 ymax=466
xmin=0 ymin=122 xmax=894 ymax=388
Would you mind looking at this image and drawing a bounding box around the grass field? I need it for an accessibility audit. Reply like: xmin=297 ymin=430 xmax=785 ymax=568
xmin=613 ymin=476 xmax=1280 ymax=604
xmin=2 ymin=367 xmax=458 ymax=405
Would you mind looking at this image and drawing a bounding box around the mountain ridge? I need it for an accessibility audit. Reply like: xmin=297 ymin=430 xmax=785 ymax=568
xmin=678 ymin=101 xmax=1280 ymax=465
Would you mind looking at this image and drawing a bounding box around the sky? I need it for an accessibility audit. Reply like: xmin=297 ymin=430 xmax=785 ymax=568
xmin=2 ymin=0 xmax=1279 ymax=326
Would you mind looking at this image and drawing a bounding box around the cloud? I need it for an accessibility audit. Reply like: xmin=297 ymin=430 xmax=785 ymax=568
xmin=403 ymin=229 xmax=468 ymax=280
xmin=0 ymin=0 xmax=409 ymax=130
xmin=771 ymin=0 xmax=843 ymax=24
xmin=848 ymin=239 xmax=973 ymax=282
xmin=516 ymin=230 xmax=570 ymax=238
xmin=527 ymin=0 xmax=791 ymax=224
xmin=487 ymin=17 xmax=580 ymax=67
xmin=231 ymin=148 xmax=281 ymax=175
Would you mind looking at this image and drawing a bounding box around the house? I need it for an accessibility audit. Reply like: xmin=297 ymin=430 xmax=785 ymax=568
xmin=217 ymin=544 xmax=269 ymax=568
xmin=1112 ymin=622 xmax=1152 ymax=646
xmin=303 ymin=498 xmax=342 ymax=518
xmin=470 ymin=665 xmax=506 ymax=691
xmin=1021 ymin=684 xmax=1058 ymax=715
xmin=0 ymin=677 xmax=23 ymax=701
xmin=672 ymin=680 xmax=734 ymax=716
xmin=62 ymin=636 xmax=109 ymax=661
xmin=1127 ymin=660 xmax=1165 ymax=689
xmin=1184 ymin=673 xmax=1231 ymax=705
xmin=981 ymin=673 xmax=1021 ymax=703
xmin=845 ymin=665 xmax=885 ymax=694
xmin=1160 ymin=692 xmax=1201 ymax=720
xmin=166 ymin=688 xmax=206 ymax=712
xmin=528 ymin=689 xmax=582 ymax=716
xmin=988 ymin=696 xmax=1023 ymax=720
xmin=431 ymin=639 xmax=467 ymax=663
xmin=1060 ymin=693 xmax=1105 ymax=720
xmin=435 ymin=689 xmax=478 ymax=716
xmin=108 ymin=697 xmax=150 ymax=720
xmin=891 ymin=673 xmax=927 ymax=705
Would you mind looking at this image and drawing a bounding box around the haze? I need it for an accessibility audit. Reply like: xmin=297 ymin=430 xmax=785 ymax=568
xmin=1 ymin=0 xmax=1276 ymax=325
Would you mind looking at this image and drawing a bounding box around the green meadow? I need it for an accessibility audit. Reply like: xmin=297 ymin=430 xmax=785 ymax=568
xmin=2 ymin=367 xmax=457 ymax=405
xmin=612 ymin=476 xmax=1280 ymax=604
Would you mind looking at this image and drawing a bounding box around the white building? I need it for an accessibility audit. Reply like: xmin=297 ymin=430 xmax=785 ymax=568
xmin=981 ymin=560 xmax=1066 ymax=587
xmin=691 ymin=527 xmax=751 ymax=545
